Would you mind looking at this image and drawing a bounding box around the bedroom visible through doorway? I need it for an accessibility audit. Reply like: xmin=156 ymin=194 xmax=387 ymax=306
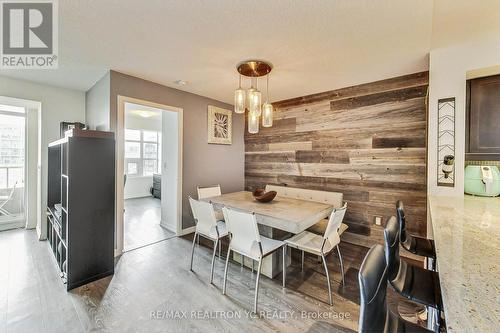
xmin=123 ymin=102 xmax=174 ymax=251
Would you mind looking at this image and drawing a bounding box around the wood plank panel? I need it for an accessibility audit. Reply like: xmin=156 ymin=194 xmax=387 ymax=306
xmin=274 ymin=71 xmax=428 ymax=108
xmin=295 ymin=150 xmax=350 ymax=164
xmin=245 ymin=151 xmax=296 ymax=163
xmin=245 ymin=71 xmax=429 ymax=249
xmin=296 ymin=98 xmax=426 ymax=132
xmin=329 ymin=85 xmax=427 ymax=111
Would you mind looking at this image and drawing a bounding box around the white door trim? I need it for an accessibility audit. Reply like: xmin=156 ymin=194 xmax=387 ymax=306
xmin=116 ymin=95 xmax=183 ymax=257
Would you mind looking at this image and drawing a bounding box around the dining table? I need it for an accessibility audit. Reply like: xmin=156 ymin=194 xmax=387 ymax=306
xmin=201 ymin=191 xmax=334 ymax=278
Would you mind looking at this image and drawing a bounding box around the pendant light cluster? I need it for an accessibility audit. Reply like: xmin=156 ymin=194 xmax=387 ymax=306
xmin=233 ymin=60 xmax=274 ymax=133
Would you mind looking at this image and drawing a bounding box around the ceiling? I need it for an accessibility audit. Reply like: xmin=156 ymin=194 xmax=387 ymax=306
xmin=125 ymin=102 xmax=162 ymax=120
xmin=0 ymin=0 xmax=434 ymax=104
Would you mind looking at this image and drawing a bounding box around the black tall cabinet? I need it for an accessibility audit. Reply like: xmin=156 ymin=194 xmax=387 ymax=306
xmin=47 ymin=129 xmax=115 ymax=290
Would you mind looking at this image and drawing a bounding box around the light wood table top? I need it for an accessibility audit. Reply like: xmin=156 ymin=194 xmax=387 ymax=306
xmin=203 ymin=191 xmax=333 ymax=234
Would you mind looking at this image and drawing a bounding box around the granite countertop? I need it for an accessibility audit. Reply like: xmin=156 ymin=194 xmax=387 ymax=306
xmin=428 ymin=195 xmax=500 ymax=333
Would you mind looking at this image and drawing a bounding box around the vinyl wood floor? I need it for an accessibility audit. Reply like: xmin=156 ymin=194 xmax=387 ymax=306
xmin=124 ymin=197 xmax=175 ymax=251
xmin=0 ymin=228 xmax=425 ymax=333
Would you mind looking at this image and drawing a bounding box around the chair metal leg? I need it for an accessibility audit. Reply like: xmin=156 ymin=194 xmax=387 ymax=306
xmin=218 ymin=241 xmax=221 ymax=258
xmin=426 ymin=306 xmax=440 ymax=333
xmin=223 ymin=248 xmax=231 ymax=295
xmin=282 ymin=245 xmax=286 ymax=288
xmin=210 ymin=239 xmax=218 ymax=284
xmin=189 ymin=232 xmax=197 ymax=271
xmin=301 ymin=250 xmax=304 ymax=271
xmin=336 ymin=245 xmax=345 ymax=286
xmin=426 ymin=257 xmax=436 ymax=271
xmin=321 ymin=253 xmax=333 ymax=305
xmin=253 ymin=259 xmax=263 ymax=313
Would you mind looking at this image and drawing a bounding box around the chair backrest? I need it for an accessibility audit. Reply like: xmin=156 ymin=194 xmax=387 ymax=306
xmin=383 ymin=216 xmax=401 ymax=281
xmin=222 ymin=207 xmax=261 ymax=259
xmin=188 ymin=197 xmax=218 ymax=237
xmin=358 ymin=244 xmax=389 ymax=333
xmin=197 ymin=185 xmax=221 ymax=199
xmin=0 ymin=181 xmax=17 ymax=209
xmin=322 ymin=203 xmax=348 ymax=252
xmin=265 ymin=185 xmax=343 ymax=208
xmin=395 ymin=200 xmax=408 ymax=243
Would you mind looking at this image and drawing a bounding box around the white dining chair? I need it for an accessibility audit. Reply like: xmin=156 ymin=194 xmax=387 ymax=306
xmin=188 ymin=197 xmax=229 ymax=284
xmin=284 ymin=203 xmax=347 ymax=305
xmin=222 ymin=207 xmax=286 ymax=313
xmin=197 ymin=184 xmax=221 ymax=199
xmin=197 ymin=184 xmax=224 ymax=221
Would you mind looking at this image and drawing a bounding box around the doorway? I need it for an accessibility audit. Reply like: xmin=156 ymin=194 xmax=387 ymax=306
xmin=123 ymin=102 xmax=172 ymax=251
xmin=0 ymin=104 xmax=25 ymax=230
xmin=116 ymin=96 xmax=183 ymax=255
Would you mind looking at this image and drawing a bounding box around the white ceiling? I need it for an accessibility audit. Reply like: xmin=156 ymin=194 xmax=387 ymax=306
xmin=125 ymin=102 xmax=162 ymax=120
xmin=0 ymin=0 xmax=434 ymax=104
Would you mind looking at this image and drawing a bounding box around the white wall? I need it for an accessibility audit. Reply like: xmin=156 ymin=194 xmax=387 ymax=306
xmin=0 ymin=75 xmax=86 ymax=238
xmin=427 ymin=0 xmax=500 ymax=197
xmin=160 ymin=110 xmax=180 ymax=232
xmin=124 ymin=176 xmax=152 ymax=199
xmin=85 ymin=72 xmax=110 ymax=131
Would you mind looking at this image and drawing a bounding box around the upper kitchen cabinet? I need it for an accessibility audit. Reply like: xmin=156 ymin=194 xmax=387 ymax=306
xmin=466 ymin=74 xmax=500 ymax=160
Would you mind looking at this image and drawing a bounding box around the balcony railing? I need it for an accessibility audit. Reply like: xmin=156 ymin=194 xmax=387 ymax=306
xmin=0 ymin=166 xmax=23 ymax=189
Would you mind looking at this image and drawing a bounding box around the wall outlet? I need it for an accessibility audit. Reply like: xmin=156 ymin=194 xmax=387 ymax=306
xmin=374 ymin=216 xmax=382 ymax=226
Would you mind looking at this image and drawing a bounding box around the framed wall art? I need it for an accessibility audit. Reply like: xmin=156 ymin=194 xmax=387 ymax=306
xmin=437 ymin=97 xmax=455 ymax=187
xmin=207 ymin=105 xmax=232 ymax=145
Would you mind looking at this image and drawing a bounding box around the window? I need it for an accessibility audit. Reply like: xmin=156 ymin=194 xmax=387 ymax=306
xmin=143 ymin=160 xmax=157 ymax=176
xmin=0 ymin=168 xmax=6 ymax=189
xmin=0 ymin=112 xmax=25 ymax=189
xmin=143 ymin=130 xmax=157 ymax=142
xmin=124 ymin=129 xmax=161 ymax=177
xmin=125 ymin=129 xmax=141 ymax=141
xmin=143 ymin=143 xmax=157 ymax=159
xmin=125 ymin=142 xmax=140 ymax=158
xmin=127 ymin=162 xmax=138 ymax=175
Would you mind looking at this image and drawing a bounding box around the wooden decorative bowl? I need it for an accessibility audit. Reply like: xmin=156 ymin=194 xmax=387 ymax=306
xmin=252 ymin=189 xmax=277 ymax=203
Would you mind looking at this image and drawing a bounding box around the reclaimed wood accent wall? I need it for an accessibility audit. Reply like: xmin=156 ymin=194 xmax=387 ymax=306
xmin=245 ymin=72 xmax=428 ymax=248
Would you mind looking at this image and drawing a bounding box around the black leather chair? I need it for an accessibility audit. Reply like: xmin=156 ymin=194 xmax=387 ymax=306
xmin=358 ymin=244 xmax=431 ymax=333
xmin=396 ymin=200 xmax=436 ymax=269
xmin=385 ymin=216 xmax=443 ymax=331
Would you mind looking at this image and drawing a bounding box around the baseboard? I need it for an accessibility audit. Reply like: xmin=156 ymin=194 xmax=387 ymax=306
xmin=178 ymin=226 xmax=195 ymax=236
xmin=160 ymin=219 xmax=176 ymax=233
xmin=0 ymin=219 xmax=24 ymax=232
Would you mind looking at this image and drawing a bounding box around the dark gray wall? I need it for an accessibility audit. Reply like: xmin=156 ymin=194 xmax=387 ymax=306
xmin=107 ymin=71 xmax=244 ymax=229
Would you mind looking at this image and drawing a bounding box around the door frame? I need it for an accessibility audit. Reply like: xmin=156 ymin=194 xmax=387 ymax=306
xmin=116 ymin=95 xmax=183 ymax=256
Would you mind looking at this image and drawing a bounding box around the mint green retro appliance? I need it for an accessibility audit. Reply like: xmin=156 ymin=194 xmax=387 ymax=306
xmin=464 ymin=165 xmax=500 ymax=197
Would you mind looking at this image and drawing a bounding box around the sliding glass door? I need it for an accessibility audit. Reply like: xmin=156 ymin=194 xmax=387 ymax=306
xmin=0 ymin=104 xmax=25 ymax=230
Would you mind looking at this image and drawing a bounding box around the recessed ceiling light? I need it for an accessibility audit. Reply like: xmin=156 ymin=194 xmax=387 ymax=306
xmin=175 ymin=80 xmax=188 ymax=86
